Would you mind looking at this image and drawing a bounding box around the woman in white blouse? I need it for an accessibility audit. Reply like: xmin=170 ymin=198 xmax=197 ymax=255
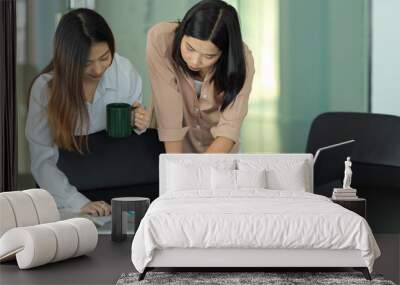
xmin=26 ymin=9 xmax=151 ymax=216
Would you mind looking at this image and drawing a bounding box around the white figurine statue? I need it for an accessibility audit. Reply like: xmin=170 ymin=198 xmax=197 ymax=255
xmin=342 ymin=157 xmax=353 ymax=189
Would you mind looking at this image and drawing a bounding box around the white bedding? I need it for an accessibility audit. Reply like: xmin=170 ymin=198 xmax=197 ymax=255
xmin=131 ymin=190 xmax=380 ymax=273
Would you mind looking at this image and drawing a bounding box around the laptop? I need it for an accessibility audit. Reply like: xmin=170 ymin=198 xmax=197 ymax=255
xmin=313 ymin=139 xmax=356 ymax=186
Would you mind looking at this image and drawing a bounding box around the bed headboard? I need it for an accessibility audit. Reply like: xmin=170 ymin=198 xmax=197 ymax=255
xmin=159 ymin=153 xmax=314 ymax=195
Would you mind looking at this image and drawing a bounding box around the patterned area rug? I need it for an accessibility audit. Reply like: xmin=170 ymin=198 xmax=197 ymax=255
xmin=116 ymin=271 xmax=396 ymax=285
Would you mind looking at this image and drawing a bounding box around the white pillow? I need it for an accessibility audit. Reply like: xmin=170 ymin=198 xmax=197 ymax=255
xmin=266 ymin=165 xmax=307 ymax=191
xmin=238 ymin=159 xmax=309 ymax=191
xmin=211 ymin=168 xmax=236 ymax=190
xmin=211 ymin=168 xmax=267 ymax=190
xmin=236 ymin=169 xmax=267 ymax=189
xmin=167 ymin=162 xmax=211 ymax=191
xmin=166 ymin=159 xmax=236 ymax=192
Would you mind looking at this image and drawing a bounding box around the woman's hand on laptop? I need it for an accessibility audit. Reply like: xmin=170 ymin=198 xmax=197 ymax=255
xmin=132 ymin=101 xmax=150 ymax=131
xmin=81 ymin=201 xmax=111 ymax=216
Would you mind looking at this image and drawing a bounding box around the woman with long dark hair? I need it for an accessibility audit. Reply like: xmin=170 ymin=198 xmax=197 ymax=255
xmin=26 ymin=9 xmax=150 ymax=216
xmin=147 ymin=0 xmax=254 ymax=153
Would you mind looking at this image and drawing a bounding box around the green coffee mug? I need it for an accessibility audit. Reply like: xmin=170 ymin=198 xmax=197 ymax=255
xmin=106 ymin=103 xmax=133 ymax=138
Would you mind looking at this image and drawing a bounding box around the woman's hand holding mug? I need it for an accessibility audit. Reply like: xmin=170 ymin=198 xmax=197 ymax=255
xmin=132 ymin=101 xmax=150 ymax=131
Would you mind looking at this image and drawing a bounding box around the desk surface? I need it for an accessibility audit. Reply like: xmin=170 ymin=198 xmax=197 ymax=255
xmin=0 ymin=235 xmax=133 ymax=285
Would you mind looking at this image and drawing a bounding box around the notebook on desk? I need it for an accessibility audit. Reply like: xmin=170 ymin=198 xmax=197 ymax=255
xmin=313 ymin=139 xmax=356 ymax=186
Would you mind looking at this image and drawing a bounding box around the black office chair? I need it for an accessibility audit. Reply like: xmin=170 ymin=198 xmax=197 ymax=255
xmin=306 ymin=112 xmax=400 ymax=233
xmin=57 ymin=128 xmax=165 ymax=203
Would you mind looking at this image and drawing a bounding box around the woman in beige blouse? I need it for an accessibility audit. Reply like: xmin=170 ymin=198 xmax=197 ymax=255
xmin=147 ymin=0 xmax=254 ymax=153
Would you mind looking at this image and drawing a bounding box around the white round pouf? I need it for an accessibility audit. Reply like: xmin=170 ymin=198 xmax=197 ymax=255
xmin=1 ymin=192 xmax=39 ymax=227
xmin=64 ymin=218 xmax=98 ymax=257
xmin=0 ymin=225 xmax=57 ymax=269
xmin=0 ymin=190 xmax=98 ymax=269
xmin=23 ymin=189 xmax=60 ymax=223
xmin=0 ymin=195 xmax=17 ymax=237
xmin=0 ymin=218 xmax=98 ymax=269
xmin=42 ymin=221 xmax=79 ymax=262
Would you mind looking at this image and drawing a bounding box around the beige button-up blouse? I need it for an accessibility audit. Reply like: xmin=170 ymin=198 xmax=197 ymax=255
xmin=147 ymin=22 xmax=255 ymax=153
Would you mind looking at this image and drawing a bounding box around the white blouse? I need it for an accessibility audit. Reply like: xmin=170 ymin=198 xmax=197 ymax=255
xmin=26 ymin=53 xmax=144 ymax=212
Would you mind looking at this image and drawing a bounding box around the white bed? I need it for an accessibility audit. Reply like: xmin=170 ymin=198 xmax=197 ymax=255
xmin=131 ymin=154 xmax=380 ymax=280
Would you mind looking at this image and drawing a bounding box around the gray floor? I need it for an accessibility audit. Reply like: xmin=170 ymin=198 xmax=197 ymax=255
xmin=0 ymin=235 xmax=134 ymax=285
xmin=1 ymin=234 xmax=399 ymax=285
xmin=374 ymin=234 xmax=400 ymax=284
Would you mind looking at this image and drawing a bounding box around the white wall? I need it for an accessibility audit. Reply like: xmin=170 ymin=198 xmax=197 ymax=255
xmin=372 ymin=0 xmax=400 ymax=116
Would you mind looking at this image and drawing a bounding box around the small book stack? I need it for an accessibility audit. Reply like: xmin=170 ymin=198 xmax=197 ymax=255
xmin=332 ymin=188 xmax=358 ymax=200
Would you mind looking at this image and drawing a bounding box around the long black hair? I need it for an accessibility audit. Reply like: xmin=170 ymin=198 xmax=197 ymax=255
xmin=172 ymin=0 xmax=246 ymax=111
xmin=31 ymin=8 xmax=115 ymax=152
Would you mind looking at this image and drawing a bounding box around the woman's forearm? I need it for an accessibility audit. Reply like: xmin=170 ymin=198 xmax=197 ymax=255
xmin=205 ymin=137 xmax=235 ymax=153
xmin=164 ymin=141 xmax=184 ymax=153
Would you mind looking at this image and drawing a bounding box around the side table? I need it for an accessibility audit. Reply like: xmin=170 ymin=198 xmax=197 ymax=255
xmin=111 ymin=197 xmax=150 ymax=241
xmin=331 ymin=197 xmax=366 ymax=219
